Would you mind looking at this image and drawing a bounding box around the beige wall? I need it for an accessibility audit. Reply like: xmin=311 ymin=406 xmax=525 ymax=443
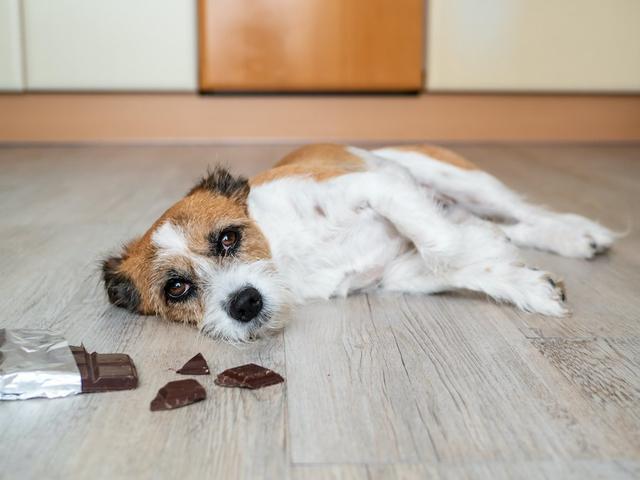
xmin=3 ymin=1 xmax=640 ymax=93
xmin=0 ymin=0 xmax=23 ymax=91
xmin=427 ymin=0 xmax=640 ymax=92
xmin=23 ymin=0 xmax=197 ymax=90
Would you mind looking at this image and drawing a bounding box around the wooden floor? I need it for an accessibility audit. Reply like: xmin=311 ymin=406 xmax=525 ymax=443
xmin=0 ymin=143 xmax=639 ymax=480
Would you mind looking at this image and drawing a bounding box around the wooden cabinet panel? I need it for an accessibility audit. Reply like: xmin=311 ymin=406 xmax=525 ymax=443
xmin=199 ymin=0 xmax=423 ymax=92
xmin=427 ymin=0 xmax=640 ymax=92
xmin=0 ymin=0 xmax=24 ymax=91
xmin=23 ymin=0 xmax=197 ymax=91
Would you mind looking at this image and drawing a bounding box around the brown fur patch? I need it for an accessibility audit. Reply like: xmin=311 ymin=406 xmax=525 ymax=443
xmin=251 ymin=144 xmax=366 ymax=186
xmin=275 ymin=143 xmax=366 ymax=169
xmin=389 ymin=144 xmax=478 ymax=170
xmin=250 ymin=164 xmax=360 ymax=186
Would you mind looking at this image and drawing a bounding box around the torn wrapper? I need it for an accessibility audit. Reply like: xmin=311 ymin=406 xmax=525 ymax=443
xmin=0 ymin=328 xmax=82 ymax=400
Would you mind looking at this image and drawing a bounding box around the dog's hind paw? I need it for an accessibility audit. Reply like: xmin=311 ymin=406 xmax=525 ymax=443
xmin=503 ymin=212 xmax=615 ymax=259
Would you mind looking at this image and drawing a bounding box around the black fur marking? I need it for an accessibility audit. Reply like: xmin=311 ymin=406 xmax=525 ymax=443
xmin=102 ymin=256 xmax=141 ymax=313
xmin=188 ymin=166 xmax=250 ymax=200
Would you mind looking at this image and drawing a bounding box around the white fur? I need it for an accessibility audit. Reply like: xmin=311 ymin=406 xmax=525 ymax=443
xmin=198 ymin=260 xmax=291 ymax=343
xmin=248 ymin=176 xmax=409 ymax=301
xmin=373 ymin=148 xmax=615 ymax=258
xmin=246 ymin=146 xmax=609 ymax=318
xmin=152 ymin=221 xmax=190 ymax=257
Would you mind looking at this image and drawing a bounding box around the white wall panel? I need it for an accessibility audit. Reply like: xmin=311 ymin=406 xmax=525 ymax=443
xmin=427 ymin=0 xmax=640 ymax=92
xmin=0 ymin=0 xmax=24 ymax=91
xmin=23 ymin=0 xmax=197 ymax=90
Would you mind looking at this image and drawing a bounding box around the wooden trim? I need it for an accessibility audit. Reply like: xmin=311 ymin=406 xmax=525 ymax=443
xmin=0 ymin=94 xmax=639 ymax=143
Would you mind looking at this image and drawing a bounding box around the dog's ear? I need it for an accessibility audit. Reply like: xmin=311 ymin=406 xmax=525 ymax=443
xmin=102 ymin=253 xmax=141 ymax=313
xmin=188 ymin=166 xmax=250 ymax=202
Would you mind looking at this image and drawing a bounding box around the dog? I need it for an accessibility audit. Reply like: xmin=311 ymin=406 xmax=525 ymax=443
xmin=102 ymin=144 xmax=615 ymax=342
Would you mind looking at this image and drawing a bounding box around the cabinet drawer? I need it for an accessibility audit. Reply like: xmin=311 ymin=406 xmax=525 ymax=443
xmin=199 ymin=0 xmax=424 ymax=92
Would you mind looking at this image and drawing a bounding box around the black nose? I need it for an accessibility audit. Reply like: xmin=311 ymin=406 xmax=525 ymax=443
xmin=228 ymin=287 xmax=263 ymax=322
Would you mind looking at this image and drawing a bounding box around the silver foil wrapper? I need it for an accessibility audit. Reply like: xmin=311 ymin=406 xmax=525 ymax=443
xmin=0 ymin=328 xmax=82 ymax=400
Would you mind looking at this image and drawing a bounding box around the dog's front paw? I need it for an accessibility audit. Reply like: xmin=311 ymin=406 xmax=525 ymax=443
xmin=515 ymin=267 xmax=569 ymax=317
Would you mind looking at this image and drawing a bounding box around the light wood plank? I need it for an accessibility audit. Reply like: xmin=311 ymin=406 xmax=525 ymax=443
xmin=285 ymin=293 xmax=635 ymax=464
xmin=1 ymin=144 xmax=639 ymax=479
xmin=291 ymin=461 xmax=640 ymax=480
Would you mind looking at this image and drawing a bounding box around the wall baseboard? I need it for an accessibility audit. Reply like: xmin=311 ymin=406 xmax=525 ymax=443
xmin=1 ymin=93 xmax=638 ymax=143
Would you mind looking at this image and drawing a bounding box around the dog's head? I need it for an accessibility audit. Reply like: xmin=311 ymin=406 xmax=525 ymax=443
xmin=102 ymin=167 xmax=290 ymax=342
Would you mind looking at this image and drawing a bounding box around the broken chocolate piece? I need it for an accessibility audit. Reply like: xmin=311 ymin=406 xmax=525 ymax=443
xmin=215 ymin=363 xmax=284 ymax=389
xmin=176 ymin=353 xmax=210 ymax=375
xmin=70 ymin=345 xmax=138 ymax=393
xmin=150 ymin=379 xmax=206 ymax=411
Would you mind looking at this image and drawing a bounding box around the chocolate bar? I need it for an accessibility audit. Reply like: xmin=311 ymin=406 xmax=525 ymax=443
xmin=215 ymin=363 xmax=284 ymax=389
xmin=70 ymin=345 xmax=138 ymax=393
xmin=176 ymin=353 xmax=210 ymax=375
xmin=150 ymin=379 xmax=206 ymax=411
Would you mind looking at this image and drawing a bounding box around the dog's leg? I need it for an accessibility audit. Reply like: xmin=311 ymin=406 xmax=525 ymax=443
xmin=371 ymin=146 xmax=615 ymax=258
xmin=332 ymin=170 xmax=568 ymax=316
xmin=381 ymin=250 xmax=567 ymax=316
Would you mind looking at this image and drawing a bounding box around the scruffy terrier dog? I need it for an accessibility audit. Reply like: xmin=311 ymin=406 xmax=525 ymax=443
xmin=102 ymin=144 xmax=614 ymax=342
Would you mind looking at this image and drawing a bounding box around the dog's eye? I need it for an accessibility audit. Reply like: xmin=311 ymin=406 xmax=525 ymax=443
xmin=221 ymin=230 xmax=238 ymax=248
xmin=218 ymin=228 xmax=240 ymax=256
xmin=164 ymin=278 xmax=192 ymax=301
